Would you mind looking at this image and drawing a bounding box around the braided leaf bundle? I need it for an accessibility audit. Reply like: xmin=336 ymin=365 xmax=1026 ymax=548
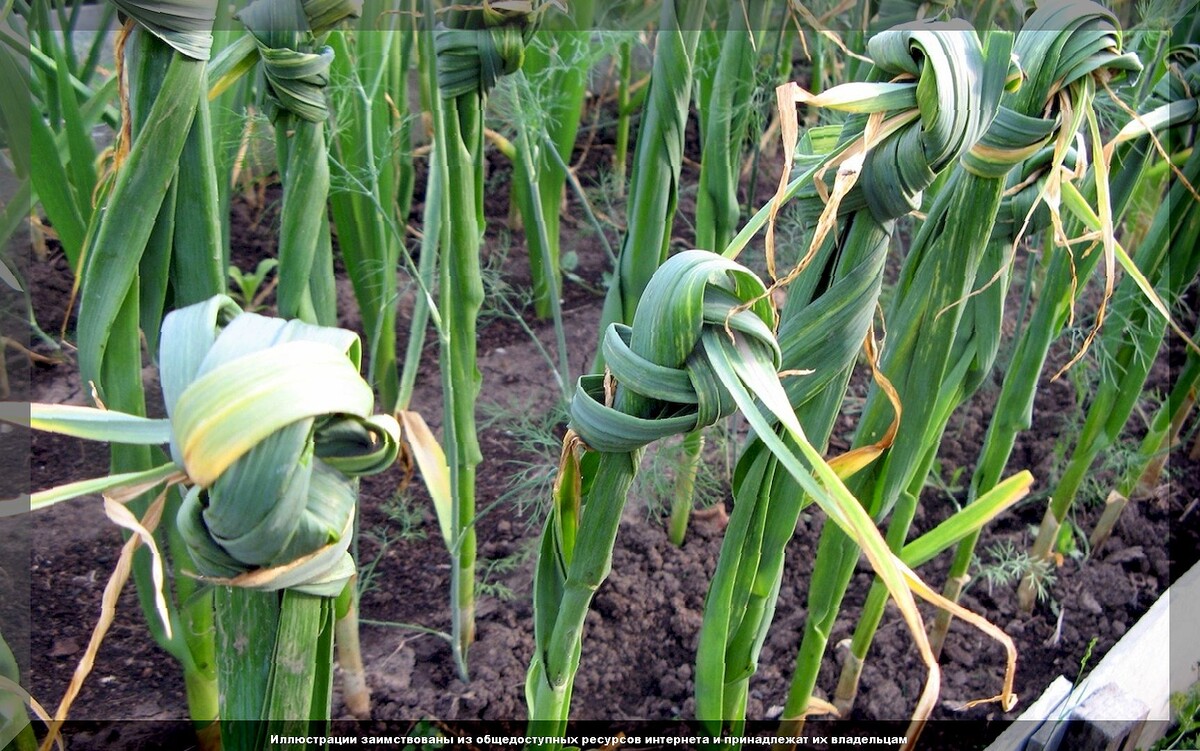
xmin=696 ymin=19 xmax=1019 ymax=738
xmin=937 ymin=11 xmax=1192 ymax=628
xmin=810 ymin=0 xmax=1143 ymax=712
xmin=163 ymin=296 xmax=399 ymax=595
xmin=171 ymin=298 xmax=397 ymax=750
xmin=526 ymin=250 xmax=1016 ymax=749
xmin=17 ymin=296 xmax=399 ymax=749
xmin=1022 ymin=54 xmax=1200 ymax=608
xmin=710 ymin=4 xmax=1144 ymax=736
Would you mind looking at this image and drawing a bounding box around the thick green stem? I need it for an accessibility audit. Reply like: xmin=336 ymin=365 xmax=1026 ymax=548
xmin=173 ymin=520 xmax=219 ymax=739
xmin=695 ymin=2 xmax=763 ymax=255
xmin=169 ymin=82 xmax=225 ymax=313
xmin=934 ymin=237 xmax=1092 ymax=636
xmin=335 ymin=591 xmax=370 ymax=719
xmin=718 ymin=217 xmax=888 ymax=732
xmin=93 ymin=29 xmax=224 ymax=743
xmin=78 ymin=41 xmax=203 ymax=387
xmin=612 ymin=38 xmax=632 ymax=192
xmin=183 ymin=659 xmax=222 ymax=751
xmin=440 ymin=87 xmax=484 ymax=681
xmin=749 ymin=24 xmax=1028 ymax=726
xmin=267 ymin=592 xmax=333 ymax=739
xmin=833 ymin=491 xmax=918 ymax=714
xmin=528 ymin=450 xmax=640 ymax=744
xmin=781 ymin=524 xmax=859 ymax=729
xmin=215 ymin=587 xmax=334 ymax=750
xmin=819 ymin=156 xmax=1015 ymax=708
xmin=667 ymin=430 xmax=703 ymax=545
xmin=678 ymin=6 xmax=769 ymax=531
xmin=1090 ymin=342 xmax=1200 ymax=550
xmin=83 ymin=32 xmax=225 ymax=735
xmin=216 ymin=588 xmax=278 ymax=751
xmin=933 ymin=45 xmax=1170 ymax=654
xmin=788 ymin=225 xmax=996 ymax=719
xmin=208 ymin=2 xmax=247 ymax=266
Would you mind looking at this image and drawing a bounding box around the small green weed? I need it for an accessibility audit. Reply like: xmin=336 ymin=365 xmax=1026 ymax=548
xmin=970 ymin=540 xmax=1057 ymax=603
xmin=1054 ymin=516 xmax=1089 ymax=561
xmin=227 ymin=258 xmax=278 ymax=312
xmin=478 ymin=542 xmax=535 ymax=603
xmin=1153 ymin=680 xmax=1200 ymax=750
xmin=1073 ymin=635 xmax=1099 ymax=688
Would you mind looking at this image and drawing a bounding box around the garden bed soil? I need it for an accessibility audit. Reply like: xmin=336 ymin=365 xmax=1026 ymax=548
xmin=10 ymin=144 xmax=1200 ymax=750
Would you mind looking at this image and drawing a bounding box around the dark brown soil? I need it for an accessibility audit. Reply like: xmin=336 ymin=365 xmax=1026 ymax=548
xmin=11 ymin=115 xmax=1200 ymax=751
